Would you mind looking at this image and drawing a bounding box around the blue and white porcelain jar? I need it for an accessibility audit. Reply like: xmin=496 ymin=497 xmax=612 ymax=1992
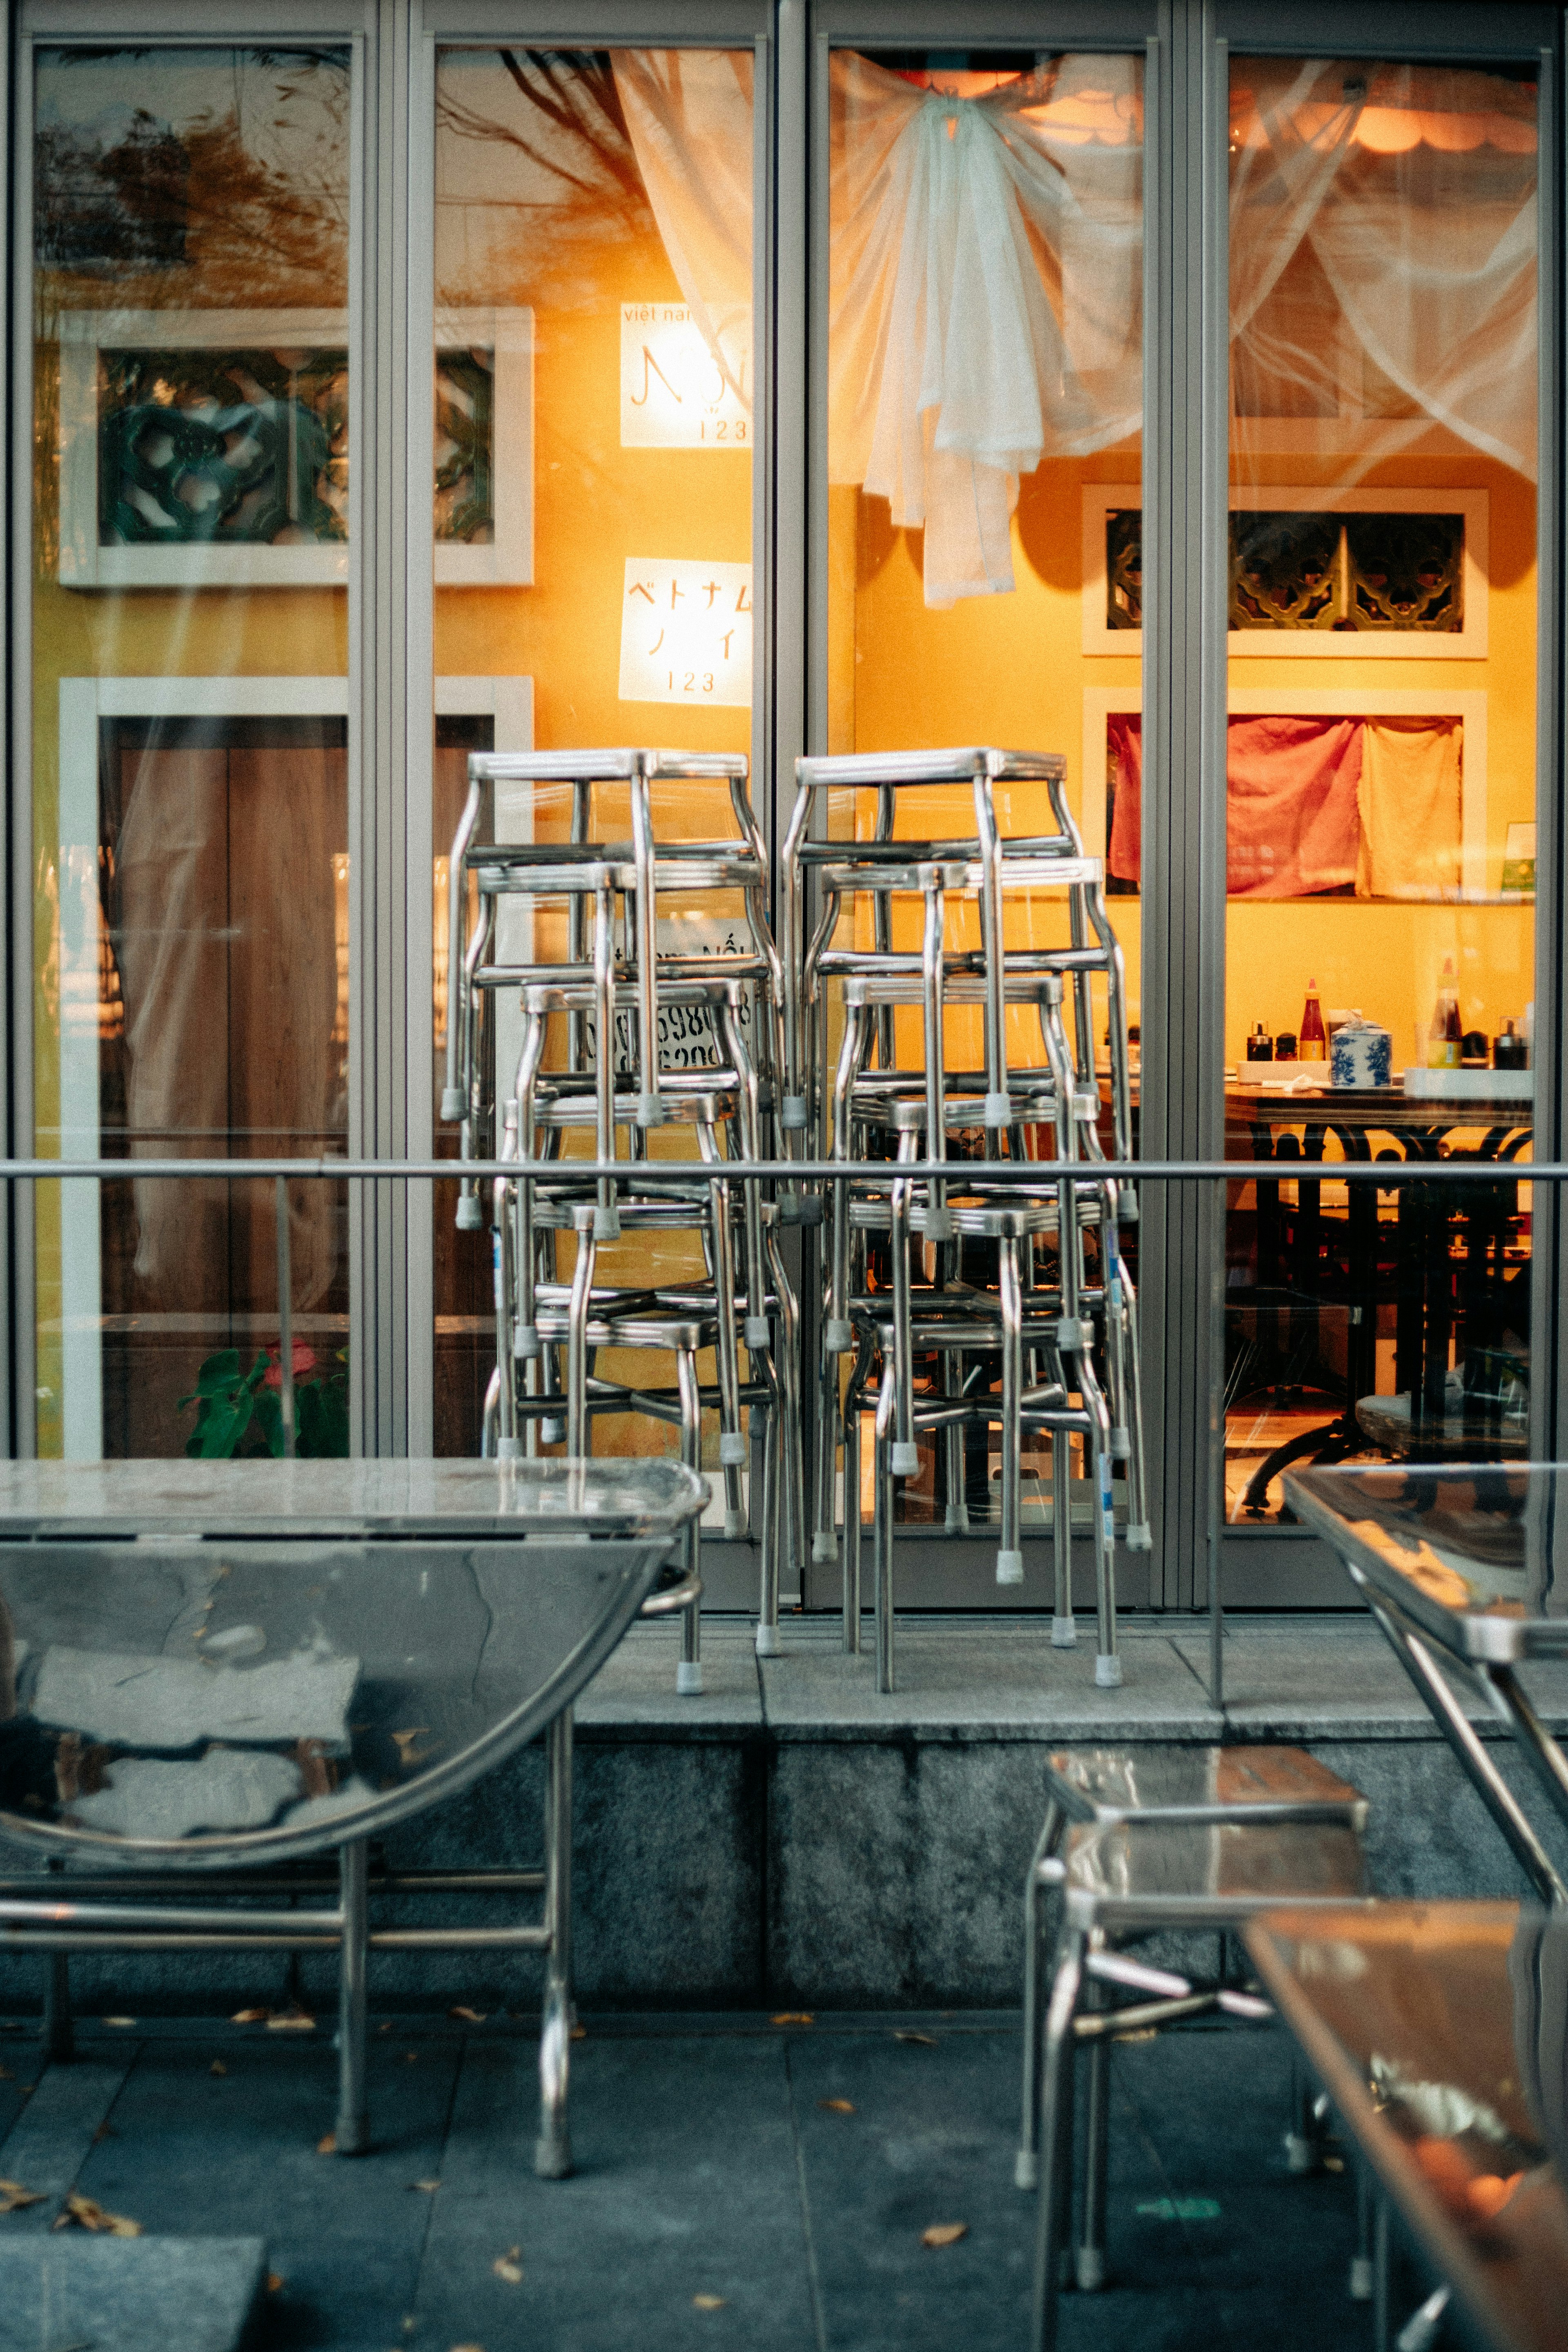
xmin=1331 ymin=1018 xmax=1392 ymax=1089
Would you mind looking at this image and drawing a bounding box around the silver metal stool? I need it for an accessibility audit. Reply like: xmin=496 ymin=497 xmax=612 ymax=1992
xmin=1025 ymin=1789 xmax=1372 ymax=2352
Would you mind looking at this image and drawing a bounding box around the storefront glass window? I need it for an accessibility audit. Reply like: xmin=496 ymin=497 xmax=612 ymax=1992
xmin=31 ymin=46 xmax=353 ymax=1458
xmin=1209 ymin=59 xmax=1539 ymax=1521
xmin=823 ymin=48 xmax=1143 ymax=1542
xmin=431 ymin=49 xmax=756 ymax=1464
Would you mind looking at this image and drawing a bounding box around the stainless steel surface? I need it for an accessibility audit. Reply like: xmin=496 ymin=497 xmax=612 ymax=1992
xmin=0 ymin=1454 xmax=703 ymax=2178
xmin=1247 ymin=1900 xmax=1568 ymax=2352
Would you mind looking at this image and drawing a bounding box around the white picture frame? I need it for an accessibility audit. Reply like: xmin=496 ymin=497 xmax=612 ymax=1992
xmin=57 ymin=307 xmax=534 ymax=590
xmin=53 ymin=671 xmax=532 ymax=1460
xmin=1080 ymin=486 xmax=1489 ymax=659
xmin=1080 ymin=685 xmax=1489 ymax=899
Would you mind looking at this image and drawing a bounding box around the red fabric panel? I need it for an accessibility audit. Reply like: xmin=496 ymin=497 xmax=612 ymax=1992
xmin=1103 ymin=712 xmax=1364 ymax=898
xmin=1226 ymin=714 xmax=1362 ymax=898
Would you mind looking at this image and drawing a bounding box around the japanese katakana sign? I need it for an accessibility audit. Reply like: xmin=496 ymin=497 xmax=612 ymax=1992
xmin=618 ymin=557 xmax=753 ymax=708
xmin=619 ymin=305 xmax=748 ymax=449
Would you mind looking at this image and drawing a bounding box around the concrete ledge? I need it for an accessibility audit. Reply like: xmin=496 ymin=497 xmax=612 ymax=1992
xmin=4 ymin=1614 xmax=1564 ymax=2017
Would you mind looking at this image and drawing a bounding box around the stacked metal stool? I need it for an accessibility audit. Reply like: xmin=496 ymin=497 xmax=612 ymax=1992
xmin=441 ymin=747 xmax=802 ymax=1685
xmin=780 ymin=746 xmax=1149 ymax=1689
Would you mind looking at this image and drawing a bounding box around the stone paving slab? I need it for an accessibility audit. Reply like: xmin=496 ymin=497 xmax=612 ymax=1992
xmin=1175 ymin=1619 xmax=1568 ymax=1738
xmin=0 ymin=2056 xmax=131 ymax=2227
xmin=0 ymin=2234 xmax=268 ymax=2352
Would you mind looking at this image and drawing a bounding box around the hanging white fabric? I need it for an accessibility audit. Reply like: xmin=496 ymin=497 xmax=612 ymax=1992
xmin=829 ymin=54 xmax=1143 ymax=607
xmin=1229 ymin=60 xmax=1538 ymax=480
xmin=612 ymin=51 xmax=755 ymax=418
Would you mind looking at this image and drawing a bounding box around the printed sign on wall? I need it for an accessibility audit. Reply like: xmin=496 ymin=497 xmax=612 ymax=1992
xmin=618 ymin=558 xmax=752 ymax=708
xmin=620 ymin=305 xmax=749 ymax=449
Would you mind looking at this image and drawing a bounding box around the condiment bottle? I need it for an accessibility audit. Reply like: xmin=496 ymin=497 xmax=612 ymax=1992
xmin=1246 ymin=1023 xmax=1273 ymax=1063
xmin=1298 ymin=981 xmax=1326 ymax=1063
xmin=1428 ymin=958 xmax=1462 ymax=1070
xmin=1494 ymin=1019 xmax=1529 ymax=1072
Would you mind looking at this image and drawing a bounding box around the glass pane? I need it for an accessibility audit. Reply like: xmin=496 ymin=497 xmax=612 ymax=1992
xmin=32 ymin=47 xmax=353 ymax=1459
xmin=432 ymin=49 xmax=755 ymax=1466
xmin=1220 ymin=60 xmax=1538 ymax=1522
xmin=825 ymin=48 xmax=1143 ymax=1538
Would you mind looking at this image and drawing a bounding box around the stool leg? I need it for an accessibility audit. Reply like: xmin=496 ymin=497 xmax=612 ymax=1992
xmin=1077 ymin=2030 xmax=1110 ymax=2290
xmin=334 ymin=1838 xmax=369 ymax=2155
xmin=1016 ymin=1801 xmax=1063 ymax=2189
xmin=843 ymin=1351 xmax=863 ymax=1655
xmin=755 ymin=1387 xmax=780 ymax=1655
xmin=677 ymin=1345 xmax=704 ymax=1696
xmin=997 ymin=1233 xmax=1023 ymax=1585
xmin=1373 ymin=2189 xmax=1391 ymax=2352
xmin=536 ymin=1706 xmax=575 ymax=2179
xmin=1031 ymin=1929 xmax=1085 ymax=2352
xmin=874 ymin=1390 xmax=895 ymax=1695
xmin=1350 ymin=2160 xmax=1376 ymax=2301
xmin=1051 ymin=1430 xmax=1075 ymax=1646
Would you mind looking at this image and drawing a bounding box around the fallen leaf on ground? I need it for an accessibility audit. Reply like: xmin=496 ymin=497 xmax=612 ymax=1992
xmin=1114 ymin=2027 xmax=1157 ymax=2045
xmin=100 ymin=2017 xmax=137 ymax=2028
xmin=817 ymin=2098 xmax=855 ymax=2115
xmin=392 ymin=1728 xmax=432 ymax=1767
xmin=448 ymin=2342 xmax=486 ymax=2350
xmin=380 ymin=2021 xmax=394 ymax=2034
xmin=404 ymin=2051 xmax=419 ymax=2064
xmin=91 ymin=2125 xmax=115 ymax=2143
xmin=921 ymin=2223 xmax=968 ymax=2250
xmin=266 ymin=2274 xmax=285 ymax=2295
xmin=1323 ymin=2156 xmax=1344 ymax=2174
xmin=410 ymin=2180 xmax=441 ymax=2194
xmin=570 ymin=2024 xmax=586 ymax=2042
xmin=694 ymin=2296 xmax=726 ymax=2312
xmin=771 ymin=2013 xmax=813 ymax=2027
xmin=56 ymin=2193 xmax=141 ymax=2236
xmin=0 ymin=2067 xmax=10 ymax=2081
xmin=317 ymin=2133 xmax=337 ymax=2155
xmin=449 ymin=2007 xmax=486 ymax=2024
xmin=492 ymin=2247 xmax=524 ymax=2285
xmin=232 ymin=2008 xmax=270 ymax=2025
xmin=0 ymin=2179 xmax=45 ymax=2212
xmin=210 ymin=2061 xmax=227 ymax=2077
xmin=895 ymin=2032 xmax=936 ymax=2047
xmin=268 ymin=2011 xmax=316 ymax=2033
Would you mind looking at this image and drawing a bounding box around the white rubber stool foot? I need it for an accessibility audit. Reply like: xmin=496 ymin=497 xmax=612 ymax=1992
xmin=724 ymin=1511 xmax=747 ymax=1540
xmin=813 ymin=1533 xmax=838 ymax=1563
xmin=1051 ymin=1615 xmax=1077 ymax=1648
xmin=754 ymin=1624 xmax=781 ymax=1657
xmin=891 ymin=1442 xmax=920 ymax=1477
xmin=496 ymin=1436 xmax=522 ymax=1459
xmin=1349 ymin=2257 xmax=1374 ymax=2303
xmin=1075 ymin=2248 xmax=1106 ymax=2293
xmin=540 ymin=1419 xmax=566 ymax=1447
xmin=1284 ymin=2133 xmax=1320 ymax=2175
xmin=745 ymin=1318 xmax=772 ymax=1350
xmin=719 ymin=1434 xmax=748 ymax=1468
xmin=823 ymin=1320 xmax=853 ymax=1352
xmin=1127 ymin=1521 xmax=1153 ymax=1552
xmin=944 ymin=1504 xmax=970 ymax=1533
xmin=1095 ymin=1653 xmax=1123 ymax=1688
xmin=677 ymin=1660 xmax=704 ymax=1696
xmin=996 ymin=1550 xmax=1024 ymax=1586
xmin=1013 ymin=2149 xmax=1039 ymax=2192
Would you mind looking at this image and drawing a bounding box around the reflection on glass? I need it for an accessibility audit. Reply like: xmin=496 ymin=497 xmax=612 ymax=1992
xmin=1218 ymin=60 xmax=1538 ymax=1522
xmin=32 ymin=48 xmax=353 ymax=1459
xmin=431 ymin=51 xmax=755 ymax=1459
xmin=824 ymin=50 xmax=1143 ymax=1535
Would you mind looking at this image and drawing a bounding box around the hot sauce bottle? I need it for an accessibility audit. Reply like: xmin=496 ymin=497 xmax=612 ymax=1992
xmin=1297 ymin=980 xmax=1327 ymax=1063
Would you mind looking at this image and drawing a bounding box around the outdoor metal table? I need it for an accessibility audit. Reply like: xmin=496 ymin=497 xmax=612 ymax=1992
xmin=0 ymin=1457 xmax=705 ymax=2176
xmin=1284 ymin=1463 xmax=1568 ymax=1906
xmin=1246 ymin=1899 xmax=1568 ymax=2352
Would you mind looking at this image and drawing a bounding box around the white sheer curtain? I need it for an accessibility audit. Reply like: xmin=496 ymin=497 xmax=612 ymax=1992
xmin=829 ymin=55 xmax=1143 ymax=606
xmin=613 ymin=51 xmax=755 ymax=414
xmin=1230 ymin=60 xmax=1538 ymax=478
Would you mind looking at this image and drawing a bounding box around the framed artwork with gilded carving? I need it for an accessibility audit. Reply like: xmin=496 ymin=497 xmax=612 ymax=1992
xmin=1080 ymin=486 xmax=1488 ymax=659
xmin=56 ymin=307 xmax=533 ymax=588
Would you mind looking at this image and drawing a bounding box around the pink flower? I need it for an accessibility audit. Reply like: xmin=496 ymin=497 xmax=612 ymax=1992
xmin=264 ymin=1339 xmax=318 ymax=1389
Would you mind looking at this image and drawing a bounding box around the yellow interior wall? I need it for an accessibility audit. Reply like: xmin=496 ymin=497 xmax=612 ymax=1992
xmin=837 ymin=447 xmax=1536 ymax=1081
